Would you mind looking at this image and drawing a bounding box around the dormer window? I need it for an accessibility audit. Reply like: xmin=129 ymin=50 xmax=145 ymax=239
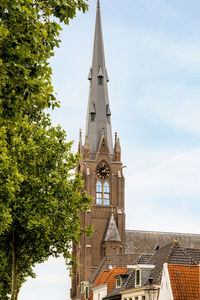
xmin=98 ymin=66 xmax=104 ymax=85
xmin=106 ymin=104 xmax=111 ymax=123
xmin=81 ymin=282 xmax=84 ymax=293
xmin=85 ymin=286 xmax=89 ymax=299
xmin=81 ymin=281 xmax=89 ymax=299
xmin=98 ymin=76 xmax=103 ymax=85
xmin=116 ymin=276 xmax=122 ymax=288
xmin=135 ymin=269 xmax=141 ymax=286
xmin=90 ymin=103 xmax=96 ymax=122
xmin=91 ymin=112 xmax=95 ymax=122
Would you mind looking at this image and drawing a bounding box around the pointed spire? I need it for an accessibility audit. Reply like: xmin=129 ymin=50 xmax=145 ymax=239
xmin=85 ymin=0 xmax=113 ymax=158
xmin=103 ymin=213 xmax=121 ymax=242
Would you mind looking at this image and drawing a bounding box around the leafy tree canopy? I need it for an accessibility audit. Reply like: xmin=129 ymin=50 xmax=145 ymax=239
xmin=0 ymin=1 xmax=91 ymax=299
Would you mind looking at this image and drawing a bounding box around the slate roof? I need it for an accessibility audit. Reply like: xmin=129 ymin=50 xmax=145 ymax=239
xmin=103 ymin=213 xmax=121 ymax=242
xmin=136 ymin=253 xmax=153 ymax=264
xmin=185 ymin=248 xmax=200 ymax=263
xmin=91 ymin=254 xmax=140 ymax=283
xmin=125 ymin=230 xmax=200 ymax=254
xmin=168 ymin=264 xmax=200 ymax=300
xmin=148 ymin=241 xmax=198 ymax=284
xmin=85 ymin=0 xmax=113 ymax=156
xmin=91 ymin=253 xmax=153 ymax=283
xmin=103 ymin=241 xmax=200 ymax=298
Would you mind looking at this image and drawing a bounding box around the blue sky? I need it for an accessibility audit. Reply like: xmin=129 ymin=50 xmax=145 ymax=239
xmin=19 ymin=0 xmax=200 ymax=299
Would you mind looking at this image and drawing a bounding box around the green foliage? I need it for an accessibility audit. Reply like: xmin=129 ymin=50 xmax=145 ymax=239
xmin=0 ymin=0 xmax=91 ymax=298
xmin=0 ymin=0 xmax=88 ymax=121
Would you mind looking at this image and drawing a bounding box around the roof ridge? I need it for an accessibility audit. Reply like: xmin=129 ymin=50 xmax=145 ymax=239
xmin=105 ymin=268 xmax=115 ymax=282
xmin=126 ymin=229 xmax=200 ymax=236
xmin=168 ymin=263 xmax=199 ymax=267
xmin=102 ymin=270 xmax=110 ymax=282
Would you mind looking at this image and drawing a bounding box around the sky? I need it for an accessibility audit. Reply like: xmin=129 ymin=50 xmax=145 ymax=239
xmin=19 ymin=0 xmax=200 ymax=299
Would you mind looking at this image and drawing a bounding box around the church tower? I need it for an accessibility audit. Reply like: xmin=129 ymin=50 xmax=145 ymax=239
xmin=71 ymin=1 xmax=125 ymax=298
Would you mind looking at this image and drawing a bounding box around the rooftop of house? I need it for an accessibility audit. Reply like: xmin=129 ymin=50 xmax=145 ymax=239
xmin=94 ymin=268 xmax=128 ymax=294
xmin=148 ymin=240 xmax=199 ymax=285
xmin=104 ymin=268 xmax=134 ymax=299
xmin=102 ymin=241 xmax=200 ymax=299
xmin=168 ymin=264 xmax=200 ymax=300
xmin=91 ymin=253 xmax=153 ymax=283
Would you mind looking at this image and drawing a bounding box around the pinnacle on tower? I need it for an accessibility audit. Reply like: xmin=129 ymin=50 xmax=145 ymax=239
xmin=78 ymin=129 xmax=82 ymax=154
xmin=114 ymin=133 xmax=121 ymax=161
xmin=84 ymin=135 xmax=90 ymax=159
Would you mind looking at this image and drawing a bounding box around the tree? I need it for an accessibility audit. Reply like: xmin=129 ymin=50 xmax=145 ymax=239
xmin=0 ymin=1 xmax=91 ymax=299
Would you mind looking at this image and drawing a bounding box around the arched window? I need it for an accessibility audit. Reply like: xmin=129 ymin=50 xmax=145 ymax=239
xmin=103 ymin=182 xmax=110 ymax=205
xmin=96 ymin=181 xmax=102 ymax=205
xmin=96 ymin=181 xmax=110 ymax=205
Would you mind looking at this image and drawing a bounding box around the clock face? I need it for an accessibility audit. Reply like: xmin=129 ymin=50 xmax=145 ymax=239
xmin=96 ymin=162 xmax=110 ymax=179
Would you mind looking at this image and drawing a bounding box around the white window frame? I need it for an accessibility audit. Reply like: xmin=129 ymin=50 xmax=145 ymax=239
xmin=116 ymin=276 xmax=122 ymax=288
xmin=96 ymin=181 xmax=110 ymax=206
xmin=135 ymin=269 xmax=141 ymax=287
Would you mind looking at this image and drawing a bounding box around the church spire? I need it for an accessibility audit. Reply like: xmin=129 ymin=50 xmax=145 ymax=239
xmin=85 ymin=0 xmax=113 ymax=158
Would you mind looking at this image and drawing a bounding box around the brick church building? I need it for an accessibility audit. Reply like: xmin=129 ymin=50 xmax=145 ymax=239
xmin=71 ymin=1 xmax=200 ymax=299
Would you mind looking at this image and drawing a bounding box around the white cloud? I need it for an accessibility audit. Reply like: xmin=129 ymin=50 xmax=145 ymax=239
xmin=125 ymin=147 xmax=200 ymax=233
xmin=137 ymin=83 xmax=200 ymax=135
xmin=129 ymin=148 xmax=200 ymax=196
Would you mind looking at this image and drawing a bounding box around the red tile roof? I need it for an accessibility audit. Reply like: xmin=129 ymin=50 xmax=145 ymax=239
xmin=82 ymin=268 xmax=128 ymax=300
xmin=168 ymin=264 xmax=200 ymax=300
xmin=94 ymin=270 xmax=111 ymax=287
xmin=88 ymin=291 xmax=93 ymax=300
xmin=94 ymin=268 xmax=128 ymax=293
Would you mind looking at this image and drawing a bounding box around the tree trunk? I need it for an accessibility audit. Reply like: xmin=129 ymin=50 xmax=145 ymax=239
xmin=11 ymin=233 xmax=18 ymax=300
